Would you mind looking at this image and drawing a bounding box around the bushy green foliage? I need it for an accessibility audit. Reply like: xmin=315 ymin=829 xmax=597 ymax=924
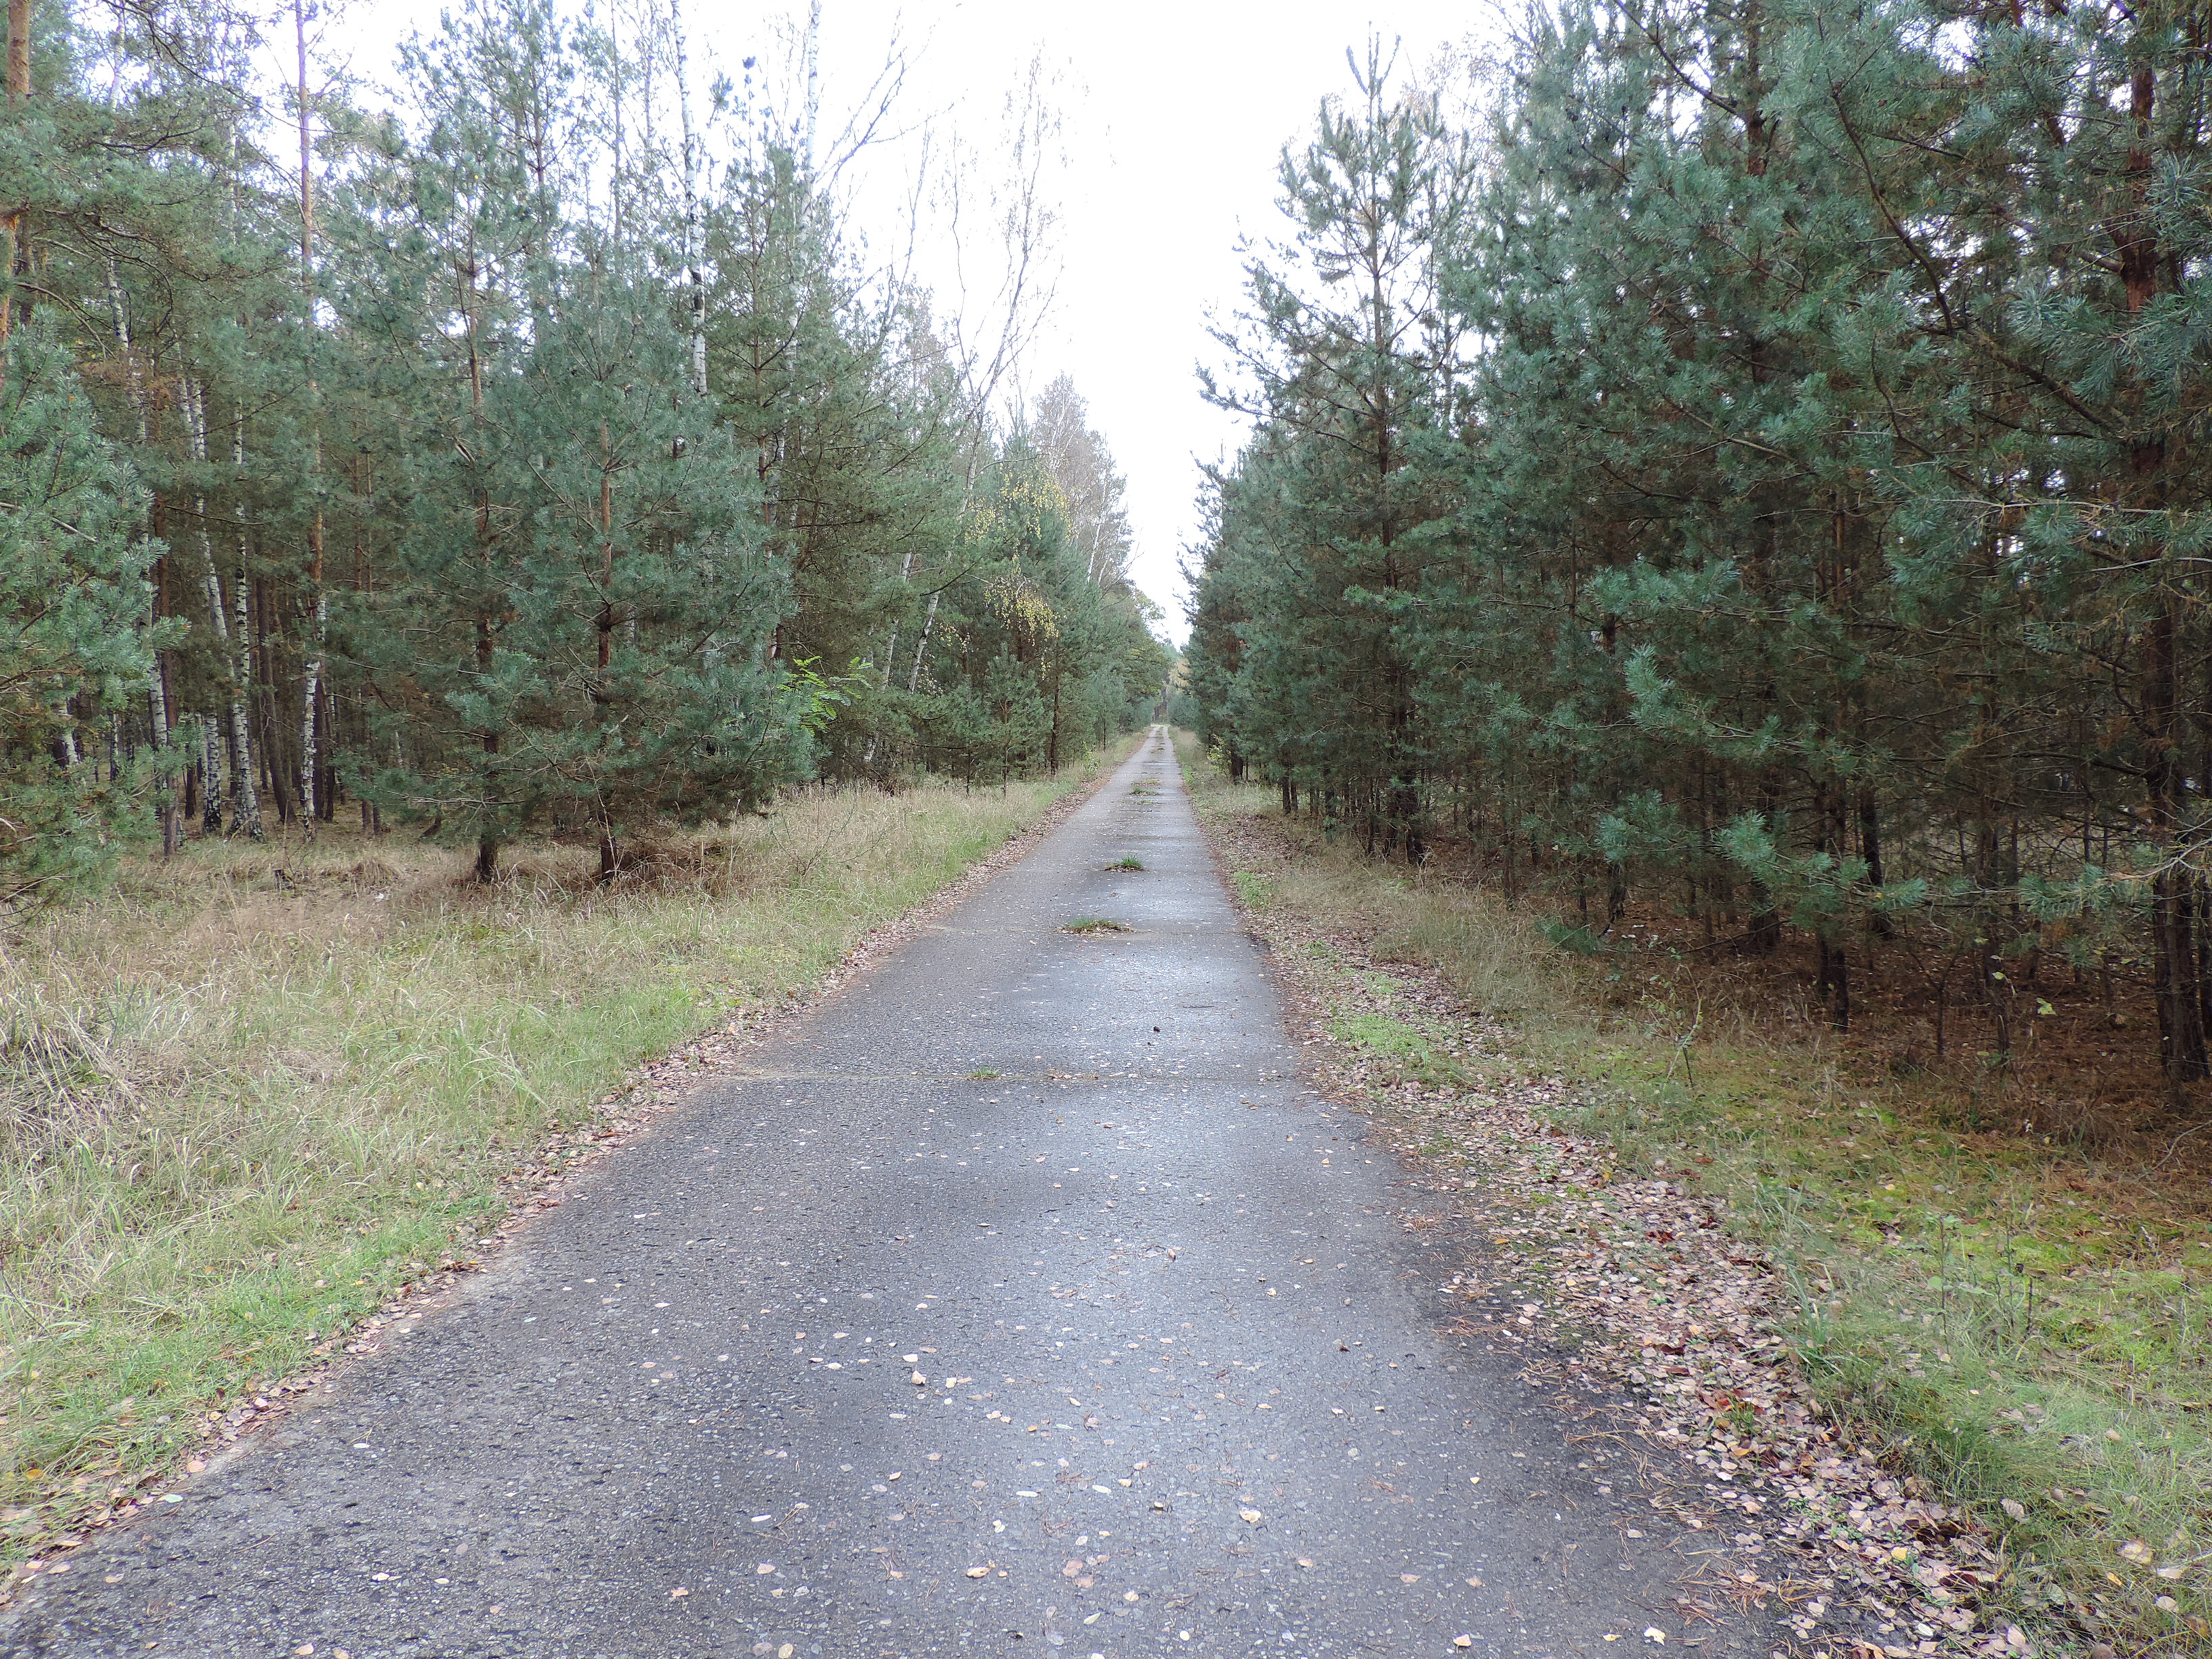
xmin=0 ymin=331 xmax=166 ymax=899
xmin=0 ymin=0 xmax=1167 ymax=895
xmin=1187 ymin=3 xmax=2212 ymax=1092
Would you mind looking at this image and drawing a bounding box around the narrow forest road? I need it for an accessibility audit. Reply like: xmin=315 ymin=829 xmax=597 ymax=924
xmin=5 ymin=731 xmax=1763 ymax=1659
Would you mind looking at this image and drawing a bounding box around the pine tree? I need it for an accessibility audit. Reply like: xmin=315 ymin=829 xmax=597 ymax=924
xmin=0 ymin=329 xmax=167 ymax=897
xmin=1186 ymin=0 xmax=2212 ymax=1097
xmin=1197 ymin=46 xmax=1467 ymax=855
xmin=0 ymin=0 xmax=1168 ymax=897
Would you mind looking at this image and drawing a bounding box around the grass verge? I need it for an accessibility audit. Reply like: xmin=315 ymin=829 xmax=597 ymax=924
xmin=1175 ymin=731 xmax=2210 ymax=1659
xmin=1 ymin=750 xmax=1126 ymax=1562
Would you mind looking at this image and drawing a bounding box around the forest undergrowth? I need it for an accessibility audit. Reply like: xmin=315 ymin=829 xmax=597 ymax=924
xmin=1178 ymin=735 xmax=2211 ymax=1659
xmin=0 ymin=750 xmax=1124 ymax=1572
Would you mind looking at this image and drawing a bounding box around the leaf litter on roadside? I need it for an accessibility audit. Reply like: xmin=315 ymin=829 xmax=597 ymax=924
xmin=0 ymin=777 xmax=1120 ymax=1605
xmin=1206 ymin=808 xmax=2051 ymax=1659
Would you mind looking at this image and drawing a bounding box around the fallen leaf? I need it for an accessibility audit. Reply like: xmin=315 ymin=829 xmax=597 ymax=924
xmin=1400 ymin=1573 xmax=1420 ymax=1584
xmin=1644 ymin=1629 xmax=1666 ymax=1645
xmin=2118 ymin=1540 xmax=2152 ymax=1565
xmin=1211 ymin=808 xmax=2035 ymax=1659
xmin=966 ymin=1565 xmax=991 ymax=1578
xmin=1240 ymin=1508 xmax=1264 ymax=1523
xmin=2001 ymin=1498 xmax=2026 ymax=1521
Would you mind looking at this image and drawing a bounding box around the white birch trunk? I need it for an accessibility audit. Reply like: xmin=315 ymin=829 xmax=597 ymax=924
xmin=185 ymin=381 xmax=255 ymax=836
xmin=907 ymin=591 xmax=940 ymax=694
xmin=672 ymin=0 xmax=706 ymax=398
xmin=200 ymin=712 xmax=224 ymax=835
xmin=106 ymin=258 xmax=178 ymax=851
xmin=230 ymin=408 xmax=263 ymax=839
xmin=294 ymin=0 xmax=323 ymax=836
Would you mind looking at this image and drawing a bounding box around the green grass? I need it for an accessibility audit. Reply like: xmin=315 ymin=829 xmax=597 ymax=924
xmin=1105 ymin=857 xmax=1145 ymax=871
xmin=1062 ymin=916 xmax=1132 ymax=934
xmin=1230 ymin=869 xmax=1276 ymax=909
xmin=1 ymin=746 xmax=1132 ymax=1561
xmin=1174 ymin=730 xmax=2212 ymax=1658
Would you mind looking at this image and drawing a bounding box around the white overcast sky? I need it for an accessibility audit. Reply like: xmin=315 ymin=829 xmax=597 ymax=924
xmin=331 ymin=1 xmax=1501 ymax=644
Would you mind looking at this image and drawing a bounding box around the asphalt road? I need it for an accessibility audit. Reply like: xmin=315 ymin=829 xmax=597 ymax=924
xmin=3 ymin=730 xmax=1761 ymax=1659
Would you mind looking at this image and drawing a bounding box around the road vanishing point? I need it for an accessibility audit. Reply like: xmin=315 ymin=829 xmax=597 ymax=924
xmin=5 ymin=730 xmax=1763 ymax=1658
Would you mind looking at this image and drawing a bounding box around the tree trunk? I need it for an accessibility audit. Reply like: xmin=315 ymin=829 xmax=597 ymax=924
xmin=1048 ymin=657 xmax=1061 ymax=773
xmin=2145 ymin=602 xmax=2207 ymax=1080
xmin=147 ymin=557 xmax=177 ymax=855
xmin=104 ymin=257 xmax=179 ymax=851
xmin=2116 ymin=60 xmax=2207 ymax=1088
xmin=1746 ymin=775 xmax=1782 ymax=954
xmin=200 ymin=710 xmax=224 ymax=835
xmin=1 ymin=0 xmax=28 ymax=359
xmin=907 ymin=592 xmax=939 ymax=693
xmin=596 ymin=443 xmax=619 ymax=883
xmin=292 ymin=0 xmax=326 ymax=836
xmin=298 ymin=546 xmax=323 ymax=834
xmin=670 ymin=0 xmax=706 ymax=399
xmin=232 ymin=539 xmax=263 ymax=834
xmin=1816 ymin=782 xmax=1850 ymax=1030
xmin=3 ymin=0 xmax=22 ymax=104
xmin=476 ymin=613 xmax=499 ymax=882
xmin=224 ymin=403 xmax=264 ymax=837
xmin=185 ymin=383 xmax=252 ymax=836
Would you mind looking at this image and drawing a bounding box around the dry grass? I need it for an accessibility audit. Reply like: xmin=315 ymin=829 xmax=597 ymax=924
xmin=1178 ymin=732 xmax=2212 ymax=1657
xmin=0 ymin=756 xmax=1122 ymax=1557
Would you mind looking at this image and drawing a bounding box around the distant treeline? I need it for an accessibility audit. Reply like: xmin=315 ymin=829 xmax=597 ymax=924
xmin=2 ymin=0 xmax=1168 ymax=895
xmin=1185 ymin=6 xmax=2212 ymax=1088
